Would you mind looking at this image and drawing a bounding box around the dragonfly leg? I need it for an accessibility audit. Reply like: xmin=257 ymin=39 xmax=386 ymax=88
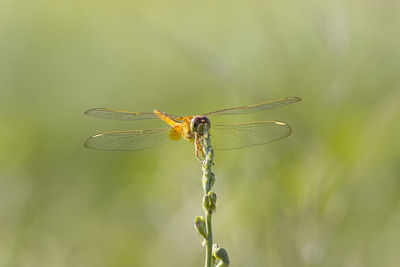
xmin=200 ymin=143 xmax=205 ymax=158
xmin=197 ymin=134 xmax=206 ymax=159
xmin=195 ymin=134 xmax=202 ymax=162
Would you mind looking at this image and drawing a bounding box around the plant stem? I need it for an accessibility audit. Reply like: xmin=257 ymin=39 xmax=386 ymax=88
xmin=201 ymin=125 xmax=214 ymax=267
xmin=205 ymin=210 xmax=213 ymax=267
xmin=194 ymin=123 xmax=229 ymax=267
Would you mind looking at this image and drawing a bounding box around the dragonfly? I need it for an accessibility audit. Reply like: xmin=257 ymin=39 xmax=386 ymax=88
xmin=84 ymin=96 xmax=301 ymax=158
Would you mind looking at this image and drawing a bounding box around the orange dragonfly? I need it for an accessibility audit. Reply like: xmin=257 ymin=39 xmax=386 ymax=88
xmin=84 ymin=97 xmax=301 ymax=156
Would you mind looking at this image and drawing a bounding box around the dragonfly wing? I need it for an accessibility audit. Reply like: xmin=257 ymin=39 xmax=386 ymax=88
xmin=203 ymin=97 xmax=301 ymax=116
xmin=84 ymin=127 xmax=172 ymax=151
xmin=211 ymin=121 xmax=292 ymax=150
xmin=84 ymin=108 xmax=178 ymax=121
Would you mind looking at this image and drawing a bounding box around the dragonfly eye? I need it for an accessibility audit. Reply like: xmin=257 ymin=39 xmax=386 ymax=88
xmin=190 ymin=116 xmax=210 ymax=135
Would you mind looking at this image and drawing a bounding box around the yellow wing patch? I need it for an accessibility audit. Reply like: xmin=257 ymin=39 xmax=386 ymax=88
xmin=169 ymin=127 xmax=182 ymax=140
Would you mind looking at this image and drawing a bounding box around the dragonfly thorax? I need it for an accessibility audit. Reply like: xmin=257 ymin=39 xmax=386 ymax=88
xmin=190 ymin=116 xmax=211 ymax=136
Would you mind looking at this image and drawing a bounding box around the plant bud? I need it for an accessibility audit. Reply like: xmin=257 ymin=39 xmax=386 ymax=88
xmin=203 ymin=195 xmax=211 ymax=212
xmin=213 ymin=244 xmax=230 ymax=266
xmin=208 ymin=191 xmax=217 ymax=213
xmin=194 ymin=216 xmax=207 ymax=239
xmin=208 ymin=191 xmax=217 ymax=204
xmin=209 ymin=172 xmax=216 ymax=188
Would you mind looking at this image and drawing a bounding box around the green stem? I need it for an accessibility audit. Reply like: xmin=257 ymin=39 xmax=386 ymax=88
xmin=194 ymin=124 xmax=229 ymax=266
xmin=205 ymin=210 xmax=213 ymax=267
xmin=202 ymin=126 xmax=214 ymax=267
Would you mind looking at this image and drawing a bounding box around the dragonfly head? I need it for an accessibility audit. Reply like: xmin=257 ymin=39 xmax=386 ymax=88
xmin=190 ymin=116 xmax=211 ymax=136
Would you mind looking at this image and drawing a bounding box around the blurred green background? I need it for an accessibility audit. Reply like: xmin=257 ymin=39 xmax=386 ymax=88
xmin=1 ymin=0 xmax=400 ymax=266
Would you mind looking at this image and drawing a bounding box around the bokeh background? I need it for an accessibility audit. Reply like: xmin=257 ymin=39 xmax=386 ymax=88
xmin=1 ymin=0 xmax=400 ymax=266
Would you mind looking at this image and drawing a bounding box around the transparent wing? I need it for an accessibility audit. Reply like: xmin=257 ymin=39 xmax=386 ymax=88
xmin=203 ymin=97 xmax=301 ymax=116
xmin=211 ymin=121 xmax=292 ymax=150
xmin=84 ymin=108 xmax=178 ymax=121
xmin=84 ymin=127 xmax=172 ymax=151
